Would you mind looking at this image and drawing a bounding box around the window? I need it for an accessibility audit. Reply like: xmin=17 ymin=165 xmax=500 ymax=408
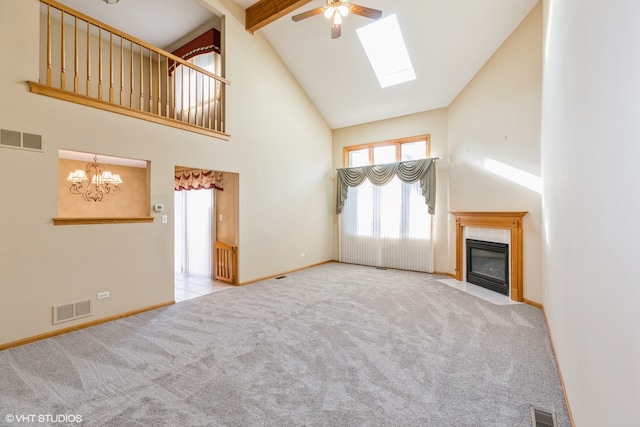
xmin=174 ymin=52 xmax=222 ymax=122
xmin=356 ymin=14 xmax=416 ymax=88
xmin=343 ymin=135 xmax=430 ymax=167
xmin=339 ymin=135 xmax=434 ymax=272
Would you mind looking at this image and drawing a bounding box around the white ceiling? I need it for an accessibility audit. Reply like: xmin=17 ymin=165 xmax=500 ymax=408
xmin=54 ymin=0 xmax=538 ymax=129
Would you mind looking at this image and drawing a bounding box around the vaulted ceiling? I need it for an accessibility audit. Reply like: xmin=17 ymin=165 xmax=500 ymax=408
xmin=54 ymin=0 xmax=538 ymax=129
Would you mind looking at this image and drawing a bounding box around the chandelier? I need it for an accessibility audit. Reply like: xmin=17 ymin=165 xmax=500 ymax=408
xmin=67 ymin=155 xmax=122 ymax=202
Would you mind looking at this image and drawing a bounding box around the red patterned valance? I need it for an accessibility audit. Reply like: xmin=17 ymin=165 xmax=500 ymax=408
xmin=169 ymin=28 xmax=221 ymax=75
xmin=175 ymin=170 xmax=223 ymax=191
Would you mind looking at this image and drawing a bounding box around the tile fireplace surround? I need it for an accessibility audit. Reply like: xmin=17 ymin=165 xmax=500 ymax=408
xmin=450 ymin=211 xmax=527 ymax=302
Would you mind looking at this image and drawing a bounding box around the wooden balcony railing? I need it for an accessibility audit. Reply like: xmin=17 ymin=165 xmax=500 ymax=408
xmin=29 ymin=0 xmax=230 ymax=140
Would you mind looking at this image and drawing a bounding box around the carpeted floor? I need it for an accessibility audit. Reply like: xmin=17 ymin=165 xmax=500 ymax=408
xmin=0 ymin=262 xmax=569 ymax=426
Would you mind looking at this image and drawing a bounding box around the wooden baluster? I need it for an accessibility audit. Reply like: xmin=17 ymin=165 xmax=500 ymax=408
xmin=86 ymin=21 xmax=91 ymax=97
xmin=119 ymin=36 xmax=124 ymax=105
xmin=172 ymin=66 xmax=177 ymax=120
xmin=98 ymin=27 xmax=103 ymax=100
xmin=201 ymin=74 xmax=206 ymax=127
xmin=157 ymin=52 xmax=161 ymax=115
xmin=139 ymin=47 xmax=143 ymax=110
xmin=130 ymin=41 xmax=134 ymax=107
xmin=73 ymin=16 xmax=78 ymax=93
xmin=187 ymin=69 xmax=191 ymax=124
xmin=194 ymin=71 xmax=199 ymax=126
xmin=220 ymin=83 xmax=225 ymax=133
xmin=46 ymin=4 xmax=51 ymax=86
xmin=215 ymin=81 xmax=220 ymax=132
xmin=165 ymin=56 xmax=170 ymax=118
xmin=109 ymin=32 xmax=113 ymax=103
xmin=60 ymin=10 xmax=65 ymax=90
xmin=148 ymin=49 xmax=152 ymax=113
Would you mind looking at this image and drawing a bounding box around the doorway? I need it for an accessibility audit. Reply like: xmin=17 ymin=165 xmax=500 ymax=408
xmin=173 ymin=167 xmax=238 ymax=302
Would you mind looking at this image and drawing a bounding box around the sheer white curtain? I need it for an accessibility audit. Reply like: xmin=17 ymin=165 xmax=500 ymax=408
xmin=174 ymin=189 xmax=213 ymax=277
xmin=339 ymin=177 xmax=434 ymax=272
xmin=174 ymin=52 xmax=221 ymax=123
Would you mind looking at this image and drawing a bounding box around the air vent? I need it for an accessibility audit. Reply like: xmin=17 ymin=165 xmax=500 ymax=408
xmin=275 ymin=276 xmax=287 ymax=279
xmin=0 ymin=129 xmax=43 ymax=151
xmin=530 ymin=406 xmax=558 ymax=427
xmin=53 ymin=299 xmax=93 ymax=324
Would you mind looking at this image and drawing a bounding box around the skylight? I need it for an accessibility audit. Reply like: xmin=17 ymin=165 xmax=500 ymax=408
xmin=356 ymin=14 xmax=416 ymax=88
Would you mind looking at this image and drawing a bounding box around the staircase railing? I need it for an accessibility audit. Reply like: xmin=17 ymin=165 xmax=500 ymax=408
xmin=30 ymin=0 xmax=230 ymax=140
xmin=215 ymin=241 xmax=237 ymax=284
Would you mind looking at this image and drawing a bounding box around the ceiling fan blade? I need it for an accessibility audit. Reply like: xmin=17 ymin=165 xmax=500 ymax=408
xmin=349 ymin=4 xmax=383 ymax=20
xmin=292 ymin=7 xmax=325 ymax=22
xmin=331 ymin=22 xmax=341 ymax=39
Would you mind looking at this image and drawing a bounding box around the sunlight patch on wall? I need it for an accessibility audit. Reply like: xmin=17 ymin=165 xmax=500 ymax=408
xmin=484 ymin=158 xmax=541 ymax=194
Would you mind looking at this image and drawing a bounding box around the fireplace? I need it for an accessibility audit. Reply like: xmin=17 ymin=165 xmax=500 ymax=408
xmin=466 ymin=239 xmax=509 ymax=296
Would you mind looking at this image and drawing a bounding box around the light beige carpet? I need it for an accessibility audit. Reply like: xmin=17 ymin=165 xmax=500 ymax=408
xmin=0 ymin=262 xmax=569 ymax=426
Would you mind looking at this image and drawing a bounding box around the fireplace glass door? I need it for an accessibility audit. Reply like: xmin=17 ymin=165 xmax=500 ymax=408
xmin=466 ymin=239 xmax=509 ymax=295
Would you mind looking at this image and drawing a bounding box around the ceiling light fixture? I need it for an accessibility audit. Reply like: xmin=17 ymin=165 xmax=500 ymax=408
xmin=67 ymin=155 xmax=122 ymax=202
xmin=102 ymin=0 xmax=120 ymax=5
xmin=324 ymin=2 xmax=349 ymax=26
xmin=292 ymin=0 xmax=382 ymax=39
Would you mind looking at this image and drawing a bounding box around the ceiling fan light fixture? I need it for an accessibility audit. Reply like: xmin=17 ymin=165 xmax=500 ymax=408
xmin=102 ymin=0 xmax=120 ymax=4
xmin=338 ymin=5 xmax=349 ymax=17
xmin=333 ymin=12 xmax=343 ymax=25
xmin=324 ymin=7 xmax=334 ymax=19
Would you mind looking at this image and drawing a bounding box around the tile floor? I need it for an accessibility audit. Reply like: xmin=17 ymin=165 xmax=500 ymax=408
xmin=174 ymin=274 xmax=235 ymax=302
xmin=437 ymin=279 xmax=522 ymax=305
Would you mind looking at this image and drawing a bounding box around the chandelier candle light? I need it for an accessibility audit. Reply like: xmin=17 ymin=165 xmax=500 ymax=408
xmin=67 ymin=155 xmax=122 ymax=202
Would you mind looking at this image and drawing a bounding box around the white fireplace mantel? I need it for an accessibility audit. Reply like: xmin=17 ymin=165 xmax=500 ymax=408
xmin=450 ymin=211 xmax=527 ymax=302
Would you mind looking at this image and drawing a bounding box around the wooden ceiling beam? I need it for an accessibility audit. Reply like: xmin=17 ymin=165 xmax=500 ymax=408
xmin=246 ymin=0 xmax=313 ymax=34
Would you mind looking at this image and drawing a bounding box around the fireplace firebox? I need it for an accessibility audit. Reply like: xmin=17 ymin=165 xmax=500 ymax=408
xmin=466 ymin=239 xmax=509 ymax=296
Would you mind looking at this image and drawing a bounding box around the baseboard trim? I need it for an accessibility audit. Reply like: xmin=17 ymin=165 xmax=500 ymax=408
xmin=434 ymin=271 xmax=456 ymax=278
xmin=523 ymin=298 xmax=543 ymax=309
xmin=542 ymin=309 xmax=576 ymax=427
xmin=238 ymin=260 xmax=335 ymax=286
xmin=0 ymin=301 xmax=175 ymax=351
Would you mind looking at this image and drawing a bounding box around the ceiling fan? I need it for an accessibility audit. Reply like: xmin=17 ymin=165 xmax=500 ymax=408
xmin=292 ymin=0 xmax=383 ymax=39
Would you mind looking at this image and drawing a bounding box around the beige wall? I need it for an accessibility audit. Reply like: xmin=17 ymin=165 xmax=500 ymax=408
xmin=331 ymin=109 xmax=450 ymax=273
xmin=58 ymin=159 xmax=148 ymax=217
xmin=541 ymin=0 xmax=640 ymax=424
xmin=447 ymin=3 xmax=543 ymax=302
xmin=0 ymin=0 xmax=332 ymax=346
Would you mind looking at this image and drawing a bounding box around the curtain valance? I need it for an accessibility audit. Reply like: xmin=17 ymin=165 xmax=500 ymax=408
xmin=168 ymin=28 xmax=221 ymax=75
xmin=175 ymin=170 xmax=224 ymax=191
xmin=336 ymin=158 xmax=436 ymax=215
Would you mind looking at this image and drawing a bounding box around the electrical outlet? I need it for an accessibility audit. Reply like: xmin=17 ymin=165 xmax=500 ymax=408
xmin=97 ymin=291 xmax=110 ymax=300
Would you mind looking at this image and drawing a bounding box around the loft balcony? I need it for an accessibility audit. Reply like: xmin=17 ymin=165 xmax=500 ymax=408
xmin=30 ymin=0 xmax=230 ymax=140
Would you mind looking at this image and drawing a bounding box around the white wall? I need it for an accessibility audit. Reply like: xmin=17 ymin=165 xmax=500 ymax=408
xmin=541 ymin=0 xmax=640 ymax=425
xmin=448 ymin=3 xmax=543 ymax=303
xmin=0 ymin=0 xmax=332 ymax=346
xmin=331 ymin=109 xmax=450 ymax=273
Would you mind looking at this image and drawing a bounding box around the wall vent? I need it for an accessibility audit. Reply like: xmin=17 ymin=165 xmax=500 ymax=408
xmin=0 ymin=129 xmax=44 ymax=151
xmin=530 ymin=406 xmax=558 ymax=427
xmin=52 ymin=299 xmax=93 ymax=325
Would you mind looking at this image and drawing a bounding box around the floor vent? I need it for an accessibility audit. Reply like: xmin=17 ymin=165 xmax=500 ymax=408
xmin=275 ymin=276 xmax=287 ymax=279
xmin=0 ymin=129 xmax=44 ymax=151
xmin=375 ymin=267 xmax=388 ymax=270
xmin=53 ymin=299 xmax=93 ymax=325
xmin=530 ymin=406 xmax=558 ymax=427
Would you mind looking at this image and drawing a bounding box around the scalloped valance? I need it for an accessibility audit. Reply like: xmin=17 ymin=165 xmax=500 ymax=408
xmin=336 ymin=158 xmax=436 ymax=215
xmin=175 ymin=170 xmax=223 ymax=191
